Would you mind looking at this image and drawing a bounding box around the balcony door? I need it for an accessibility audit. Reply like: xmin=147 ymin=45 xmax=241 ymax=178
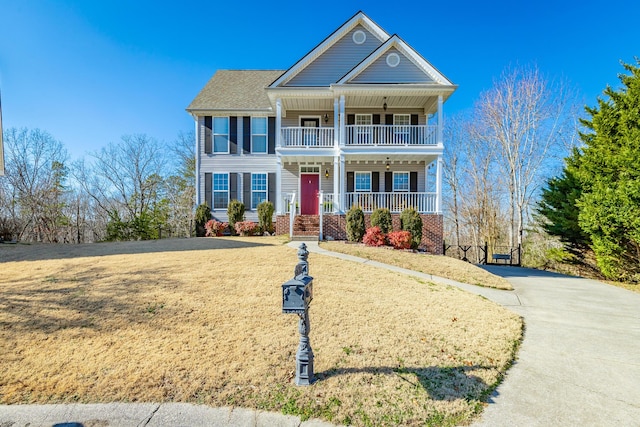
xmin=301 ymin=118 xmax=319 ymax=146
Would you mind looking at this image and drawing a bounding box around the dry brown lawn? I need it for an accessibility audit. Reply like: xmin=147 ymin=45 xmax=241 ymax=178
xmin=0 ymin=237 xmax=522 ymax=426
xmin=321 ymin=242 xmax=513 ymax=291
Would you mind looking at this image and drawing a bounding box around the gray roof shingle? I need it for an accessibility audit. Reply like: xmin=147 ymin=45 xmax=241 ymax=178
xmin=186 ymin=70 xmax=284 ymax=112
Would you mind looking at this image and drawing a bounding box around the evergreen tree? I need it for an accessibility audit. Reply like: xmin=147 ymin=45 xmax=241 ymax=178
xmin=575 ymin=60 xmax=640 ymax=280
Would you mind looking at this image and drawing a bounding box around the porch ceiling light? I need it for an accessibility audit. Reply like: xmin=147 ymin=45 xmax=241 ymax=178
xmin=383 ymin=97 xmax=387 ymax=111
xmin=386 ymin=157 xmax=390 ymax=170
xmin=323 ymin=113 xmax=329 ymax=123
xmin=325 ymin=169 xmax=329 ymax=179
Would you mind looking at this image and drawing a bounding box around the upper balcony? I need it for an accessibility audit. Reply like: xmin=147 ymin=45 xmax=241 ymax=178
xmin=279 ymin=124 xmax=438 ymax=149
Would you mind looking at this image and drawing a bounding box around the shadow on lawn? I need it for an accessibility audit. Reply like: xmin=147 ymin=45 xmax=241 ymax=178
xmin=317 ymin=364 xmax=496 ymax=402
xmin=0 ymin=237 xmax=276 ymax=263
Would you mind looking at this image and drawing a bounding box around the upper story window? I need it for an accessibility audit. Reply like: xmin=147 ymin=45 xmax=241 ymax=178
xmin=213 ymin=173 xmax=229 ymax=209
xmin=251 ymin=173 xmax=267 ymax=209
xmin=213 ymin=117 xmax=229 ymax=153
xmin=394 ymin=114 xmax=411 ymax=143
xmin=252 ymin=117 xmax=267 ymax=153
xmin=355 ymin=171 xmax=371 ymax=192
xmin=393 ymin=172 xmax=410 ymax=192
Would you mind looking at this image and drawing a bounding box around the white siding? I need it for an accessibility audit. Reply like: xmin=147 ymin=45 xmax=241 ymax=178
xmin=350 ymin=48 xmax=434 ymax=84
xmin=286 ymin=25 xmax=383 ymax=86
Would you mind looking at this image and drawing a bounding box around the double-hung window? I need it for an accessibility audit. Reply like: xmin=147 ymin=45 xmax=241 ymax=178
xmin=393 ymin=172 xmax=410 ymax=192
xmin=354 ymin=172 xmax=371 ymax=192
xmin=213 ymin=117 xmax=229 ymax=153
xmin=251 ymin=173 xmax=267 ymax=209
xmin=394 ymin=114 xmax=411 ymax=144
xmin=251 ymin=117 xmax=267 ymax=153
xmin=355 ymin=114 xmax=372 ymax=144
xmin=213 ymin=173 xmax=229 ymax=209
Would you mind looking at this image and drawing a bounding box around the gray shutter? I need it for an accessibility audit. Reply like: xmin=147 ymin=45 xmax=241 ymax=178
xmin=229 ymin=116 xmax=238 ymax=154
xmin=410 ymin=172 xmax=418 ymax=192
xmin=385 ymin=114 xmax=393 ymax=125
xmin=372 ymin=114 xmax=380 ymax=124
xmin=347 ymin=114 xmax=355 ymax=125
xmin=204 ymin=116 xmax=212 ymax=154
xmin=372 ymin=115 xmax=381 ymax=143
xmin=372 ymin=171 xmax=379 ymax=192
xmin=410 ymin=114 xmax=419 ymax=125
xmin=230 ymin=173 xmax=238 ymax=201
xmin=204 ymin=172 xmax=212 ymax=209
xmin=243 ymin=117 xmax=251 ymax=154
xmin=347 ymin=172 xmax=354 ymax=192
xmin=243 ymin=172 xmax=251 ymax=209
xmin=268 ymin=173 xmax=276 ymax=203
xmin=410 ymin=114 xmax=419 ymax=144
xmin=385 ymin=171 xmax=393 ymax=192
xmin=268 ymin=117 xmax=276 ymax=154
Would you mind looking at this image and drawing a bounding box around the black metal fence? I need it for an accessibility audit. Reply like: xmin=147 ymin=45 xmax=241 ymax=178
xmin=443 ymin=242 xmax=521 ymax=266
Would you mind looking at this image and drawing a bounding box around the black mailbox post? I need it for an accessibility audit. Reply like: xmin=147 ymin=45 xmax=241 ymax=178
xmin=282 ymin=243 xmax=314 ymax=386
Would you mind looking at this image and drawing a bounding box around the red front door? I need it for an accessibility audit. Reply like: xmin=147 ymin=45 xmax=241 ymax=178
xmin=300 ymin=174 xmax=319 ymax=215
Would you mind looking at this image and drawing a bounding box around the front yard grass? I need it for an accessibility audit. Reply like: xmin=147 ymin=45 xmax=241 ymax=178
xmin=0 ymin=237 xmax=522 ymax=426
xmin=321 ymin=241 xmax=513 ymax=290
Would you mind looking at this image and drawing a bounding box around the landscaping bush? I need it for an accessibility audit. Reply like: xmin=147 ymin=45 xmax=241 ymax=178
xmin=400 ymin=208 xmax=423 ymax=249
xmin=346 ymin=205 xmax=365 ymax=242
xmin=257 ymin=201 xmax=275 ymax=234
xmin=195 ymin=203 xmax=211 ymax=237
xmin=370 ymin=208 xmax=392 ymax=234
xmin=363 ymin=226 xmax=386 ymax=247
xmin=388 ymin=230 xmax=412 ymax=250
xmin=204 ymin=219 xmax=228 ymax=237
xmin=227 ymin=200 xmax=245 ymax=235
xmin=234 ymin=221 xmax=258 ymax=236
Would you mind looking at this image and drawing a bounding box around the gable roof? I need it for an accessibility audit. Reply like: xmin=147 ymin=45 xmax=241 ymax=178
xmin=336 ymin=35 xmax=454 ymax=86
xmin=187 ymin=70 xmax=285 ymax=112
xmin=269 ymin=11 xmax=390 ymax=88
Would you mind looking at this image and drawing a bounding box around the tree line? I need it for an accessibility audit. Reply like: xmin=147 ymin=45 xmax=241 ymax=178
xmin=0 ymin=129 xmax=194 ymax=243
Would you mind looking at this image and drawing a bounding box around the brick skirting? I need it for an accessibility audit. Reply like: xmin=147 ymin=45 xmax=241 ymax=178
xmin=276 ymin=213 xmax=443 ymax=254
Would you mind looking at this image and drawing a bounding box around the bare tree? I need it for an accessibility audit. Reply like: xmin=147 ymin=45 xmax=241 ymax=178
xmin=164 ymin=131 xmax=195 ymax=237
xmin=2 ymin=128 xmax=68 ymax=242
xmin=474 ymin=65 xmax=577 ymax=246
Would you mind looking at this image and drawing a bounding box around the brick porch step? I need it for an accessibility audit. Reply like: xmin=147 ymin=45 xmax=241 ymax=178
xmin=293 ymin=215 xmax=320 ymax=239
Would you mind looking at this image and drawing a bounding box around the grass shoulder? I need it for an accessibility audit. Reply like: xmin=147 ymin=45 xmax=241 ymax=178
xmin=321 ymin=241 xmax=513 ymax=291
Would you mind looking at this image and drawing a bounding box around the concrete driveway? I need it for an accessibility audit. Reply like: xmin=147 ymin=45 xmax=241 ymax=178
xmin=473 ymin=266 xmax=640 ymax=427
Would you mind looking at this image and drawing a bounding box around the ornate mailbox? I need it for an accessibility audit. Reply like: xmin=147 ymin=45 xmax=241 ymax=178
xmin=282 ymin=243 xmax=315 ymax=386
xmin=282 ymin=274 xmax=313 ymax=314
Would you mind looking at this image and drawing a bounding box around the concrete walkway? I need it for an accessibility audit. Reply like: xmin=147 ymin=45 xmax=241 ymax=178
xmin=2 ymin=241 xmax=639 ymax=426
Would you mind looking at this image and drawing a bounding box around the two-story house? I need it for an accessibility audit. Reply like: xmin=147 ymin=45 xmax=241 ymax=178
xmin=186 ymin=11 xmax=456 ymax=253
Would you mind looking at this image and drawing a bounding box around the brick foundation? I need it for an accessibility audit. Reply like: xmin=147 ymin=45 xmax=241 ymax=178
xmin=276 ymin=213 xmax=443 ymax=254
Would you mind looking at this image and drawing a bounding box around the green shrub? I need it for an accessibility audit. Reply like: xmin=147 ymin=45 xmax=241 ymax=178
xmin=346 ymin=205 xmax=365 ymax=242
xmin=257 ymin=201 xmax=275 ymax=234
xmin=370 ymin=208 xmax=392 ymax=234
xmin=227 ymin=200 xmax=245 ymax=235
xmin=400 ymin=208 xmax=422 ymax=249
xmin=195 ymin=203 xmax=211 ymax=237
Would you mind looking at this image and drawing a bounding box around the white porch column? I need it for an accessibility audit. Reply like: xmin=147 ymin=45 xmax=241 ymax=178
xmin=436 ymin=155 xmax=443 ymax=214
xmin=276 ymin=98 xmax=282 ymax=148
xmin=276 ymin=157 xmax=283 ymax=214
xmin=437 ymin=94 xmax=443 ymax=146
xmin=339 ymin=95 xmax=346 ymax=147
xmin=333 ymin=155 xmax=339 ymax=212
xmin=339 ymin=154 xmax=346 ymax=213
xmin=333 ymin=98 xmax=339 ymax=147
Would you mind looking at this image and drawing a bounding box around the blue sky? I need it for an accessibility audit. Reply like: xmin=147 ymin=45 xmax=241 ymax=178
xmin=1 ymin=0 xmax=637 ymax=160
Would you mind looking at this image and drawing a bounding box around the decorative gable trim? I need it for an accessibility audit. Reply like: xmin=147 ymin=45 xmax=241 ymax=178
xmin=336 ymin=35 xmax=454 ymax=86
xmin=269 ymin=11 xmax=390 ymax=88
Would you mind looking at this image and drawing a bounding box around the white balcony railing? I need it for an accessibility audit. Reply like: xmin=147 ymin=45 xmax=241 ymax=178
xmin=281 ymin=127 xmax=334 ymax=148
xmin=345 ymin=192 xmax=437 ymax=213
xmin=346 ymin=125 xmax=437 ymax=146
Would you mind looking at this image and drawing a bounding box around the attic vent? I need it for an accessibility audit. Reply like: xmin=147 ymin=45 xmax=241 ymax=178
xmin=352 ymin=30 xmax=366 ymax=45
xmin=386 ymin=53 xmax=400 ymax=67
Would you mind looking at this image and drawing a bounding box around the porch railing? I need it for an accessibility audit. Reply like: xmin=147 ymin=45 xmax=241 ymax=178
xmin=345 ymin=192 xmax=436 ymax=213
xmin=321 ymin=193 xmax=336 ymax=214
xmin=281 ymin=127 xmax=334 ymax=148
xmin=345 ymin=125 xmax=437 ymax=146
